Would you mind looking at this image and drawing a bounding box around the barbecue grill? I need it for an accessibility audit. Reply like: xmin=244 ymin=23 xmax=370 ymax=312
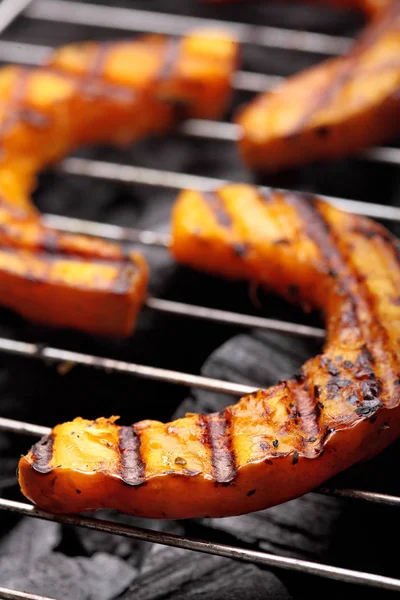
xmin=0 ymin=1 xmax=399 ymax=598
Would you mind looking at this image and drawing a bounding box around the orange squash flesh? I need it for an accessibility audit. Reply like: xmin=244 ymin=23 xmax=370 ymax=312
xmin=236 ymin=0 xmax=400 ymax=171
xmin=0 ymin=30 xmax=238 ymax=334
xmin=19 ymin=184 xmax=400 ymax=518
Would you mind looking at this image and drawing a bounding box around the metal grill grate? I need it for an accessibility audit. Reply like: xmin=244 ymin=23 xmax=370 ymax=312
xmin=0 ymin=0 xmax=400 ymax=598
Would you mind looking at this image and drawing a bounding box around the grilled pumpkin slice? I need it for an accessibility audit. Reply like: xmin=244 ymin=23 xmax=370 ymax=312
xmin=236 ymin=0 xmax=400 ymax=171
xmin=0 ymin=29 xmax=237 ymax=333
xmin=0 ymin=205 xmax=148 ymax=336
xmin=19 ymin=185 xmax=400 ymax=518
xmin=0 ymin=29 xmax=238 ymax=213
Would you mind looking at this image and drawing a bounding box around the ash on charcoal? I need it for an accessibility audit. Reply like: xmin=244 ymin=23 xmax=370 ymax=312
xmin=0 ymin=517 xmax=136 ymax=599
xmin=73 ymin=511 xmax=185 ymax=568
xmin=193 ymin=493 xmax=342 ymax=559
xmin=179 ymin=330 xmax=321 ymax=415
xmin=0 ymin=518 xmax=61 ymax=577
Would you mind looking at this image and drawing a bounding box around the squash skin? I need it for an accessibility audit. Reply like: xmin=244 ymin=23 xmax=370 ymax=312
xmin=19 ymin=184 xmax=400 ymax=517
xmin=235 ymin=0 xmax=400 ymax=171
xmin=0 ymin=31 xmax=238 ymax=335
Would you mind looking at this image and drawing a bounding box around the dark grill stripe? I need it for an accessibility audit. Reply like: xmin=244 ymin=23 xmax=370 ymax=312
xmin=0 ymin=69 xmax=45 ymax=141
xmin=285 ymin=192 xmax=397 ymax=408
xmin=203 ymin=410 xmax=236 ymax=484
xmin=112 ymin=259 xmax=139 ymax=294
xmin=118 ymin=425 xmax=145 ymax=486
xmin=289 ymin=4 xmax=400 ymax=135
xmin=82 ymin=42 xmax=112 ymax=98
xmin=158 ymin=38 xmax=181 ymax=81
xmin=288 ymin=381 xmax=322 ymax=454
xmin=40 ymin=229 xmax=61 ymax=254
xmin=202 ymin=191 xmax=233 ymax=229
xmin=31 ymin=434 xmax=54 ymax=474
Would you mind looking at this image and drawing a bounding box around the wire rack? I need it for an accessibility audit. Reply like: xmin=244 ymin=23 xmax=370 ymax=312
xmin=0 ymin=0 xmax=400 ymax=598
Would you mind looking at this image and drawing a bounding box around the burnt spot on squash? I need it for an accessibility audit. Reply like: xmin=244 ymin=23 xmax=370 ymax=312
xmin=112 ymin=261 xmax=139 ymax=295
xmin=202 ymin=191 xmax=232 ymax=229
xmin=201 ymin=411 xmax=237 ymax=485
xmin=31 ymin=434 xmax=54 ymax=475
xmin=118 ymin=425 xmax=145 ymax=486
xmin=232 ymin=242 xmax=249 ymax=258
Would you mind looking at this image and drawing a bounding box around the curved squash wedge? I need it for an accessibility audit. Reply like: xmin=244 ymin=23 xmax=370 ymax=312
xmin=0 ymin=31 xmax=238 ymax=334
xmin=19 ymin=185 xmax=400 ymax=517
xmin=236 ymin=0 xmax=400 ymax=171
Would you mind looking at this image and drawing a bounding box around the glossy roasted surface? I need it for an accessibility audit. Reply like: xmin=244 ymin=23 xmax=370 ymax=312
xmin=19 ymin=185 xmax=400 ymax=518
xmin=236 ymin=0 xmax=400 ymax=171
xmin=0 ymin=30 xmax=237 ymax=335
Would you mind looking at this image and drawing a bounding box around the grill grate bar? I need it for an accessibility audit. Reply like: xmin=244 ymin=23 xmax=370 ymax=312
xmin=0 ymin=587 xmax=54 ymax=600
xmin=0 ymin=0 xmax=34 ymax=35
xmin=317 ymin=486 xmax=400 ymax=507
xmin=51 ymin=157 xmax=400 ymax=223
xmin=178 ymin=120 xmax=400 ymax=167
xmin=145 ymin=298 xmax=325 ymax=340
xmin=0 ymin=415 xmax=398 ymax=508
xmin=0 ymin=337 xmax=255 ymax=396
xmin=0 ymin=497 xmax=399 ymax=592
xmin=26 ymin=0 xmax=351 ymax=56
xmin=0 ymin=416 xmax=50 ymax=437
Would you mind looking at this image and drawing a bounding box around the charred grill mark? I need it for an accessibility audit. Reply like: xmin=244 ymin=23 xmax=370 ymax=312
xmin=288 ymin=5 xmax=400 ymax=136
xmin=258 ymin=189 xmax=273 ymax=204
xmin=0 ymin=68 xmax=49 ymax=149
xmin=286 ymin=191 xmax=396 ymax=412
xmin=31 ymin=434 xmax=54 ymax=474
xmin=18 ymin=108 xmax=49 ymax=129
xmin=288 ymin=381 xmax=322 ymax=454
xmin=203 ymin=410 xmax=236 ymax=485
xmin=81 ymin=42 xmax=113 ymax=99
xmin=40 ymin=229 xmax=60 ymax=254
xmin=158 ymin=38 xmax=181 ymax=81
xmin=289 ymin=60 xmax=357 ymax=136
xmin=112 ymin=260 xmax=139 ymax=294
xmin=232 ymin=242 xmax=248 ymax=258
xmin=43 ymin=61 xmax=135 ymax=104
xmin=118 ymin=425 xmax=145 ymax=486
xmin=202 ymin=191 xmax=233 ymax=229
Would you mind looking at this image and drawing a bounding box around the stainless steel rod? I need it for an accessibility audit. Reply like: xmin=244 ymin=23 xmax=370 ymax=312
xmin=1 ymin=498 xmax=399 ymax=591
xmin=0 ymin=588 xmax=55 ymax=600
xmin=0 ymin=416 xmax=50 ymax=437
xmin=0 ymin=40 xmax=49 ymax=64
xmin=54 ymin=157 xmax=400 ymax=223
xmin=42 ymin=211 xmax=172 ymax=247
xmin=145 ymin=298 xmax=325 ymax=340
xmin=318 ymin=487 xmax=400 ymax=507
xmin=178 ymin=121 xmax=400 ymax=167
xmin=0 ymin=415 xmax=398 ymax=508
xmin=0 ymin=0 xmax=34 ymax=35
xmin=0 ymin=337 xmax=255 ymax=396
xmin=26 ymin=0 xmax=351 ymax=56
